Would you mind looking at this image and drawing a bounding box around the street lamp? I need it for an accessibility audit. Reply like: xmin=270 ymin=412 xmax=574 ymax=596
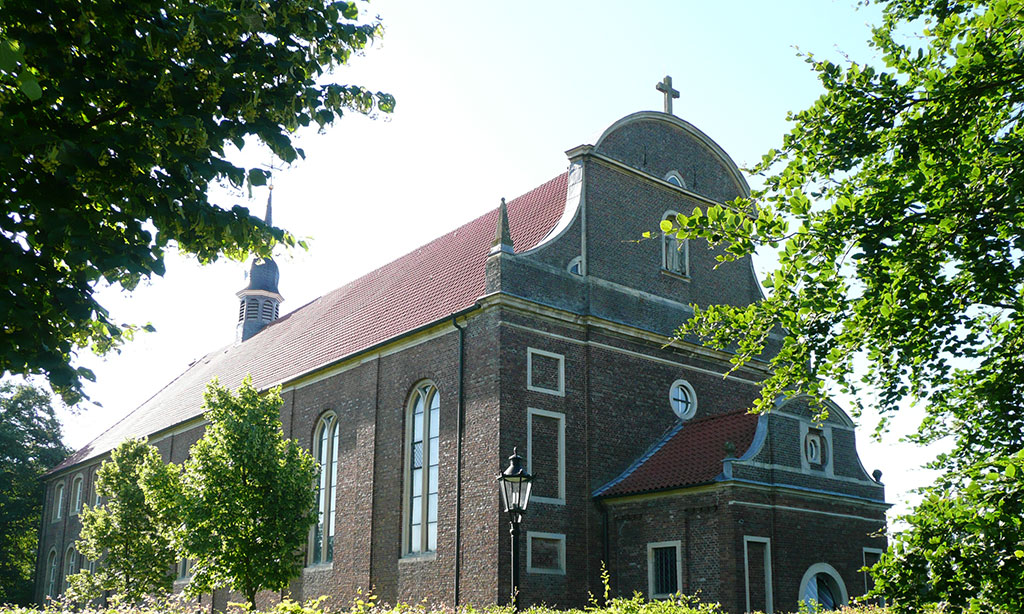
xmin=497 ymin=447 xmax=534 ymax=610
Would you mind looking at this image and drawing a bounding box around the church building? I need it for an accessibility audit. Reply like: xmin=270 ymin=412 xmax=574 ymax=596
xmin=37 ymin=84 xmax=888 ymax=613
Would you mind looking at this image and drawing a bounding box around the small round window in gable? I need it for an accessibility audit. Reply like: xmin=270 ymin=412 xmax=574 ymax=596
xmin=669 ymin=379 xmax=697 ymax=420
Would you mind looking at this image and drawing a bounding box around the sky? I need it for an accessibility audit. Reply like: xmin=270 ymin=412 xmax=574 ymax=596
xmin=56 ymin=0 xmax=938 ymax=522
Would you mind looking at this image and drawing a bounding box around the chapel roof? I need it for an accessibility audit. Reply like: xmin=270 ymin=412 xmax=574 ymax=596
xmin=593 ymin=409 xmax=760 ymax=498
xmin=55 ymin=172 xmax=570 ymax=473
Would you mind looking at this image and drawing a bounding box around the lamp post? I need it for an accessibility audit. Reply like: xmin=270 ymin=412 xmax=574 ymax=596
xmin=497 ymin=447 xmax=534 ymax=611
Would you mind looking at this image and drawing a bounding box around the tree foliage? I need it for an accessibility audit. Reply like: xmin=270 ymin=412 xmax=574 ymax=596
xmin=870 ymin=452 xmax=1024 ymax=614
xmin=0 ymin=382 xmax=69 ymax=605
xmin=168 ymin=377 xmax=317 ymax=607
xmin=0 ymin=0 xmax=394 ymax=405
xmin=660 ymin=0 xmax=1024 ymax=610
xmin=70 ymin=438 xmax=177 ymax=604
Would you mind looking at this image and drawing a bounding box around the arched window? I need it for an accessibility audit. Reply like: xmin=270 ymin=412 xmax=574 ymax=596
xmin=567 ymin=256 xmax=583 ymax=276
xmin=800 ymin=563 xmax=848 ymax=611
xmin=310 ymin=413 xmax=338 ymax=565
xmin=53 ymin=483 xmax=64 ymax=521
xmin=661 ymin=211 xmax=688 ymax=277
xmin=664 ymin=170 xmax=686 ymax=188
xmin=45 ymin=548 xmax=58 ymax=598
xmin=406 ymin=383 xmax=440 ymax=554
xmin=63 ymin=546 xmax=78 ymax=590
xmin=71 ymin=475 xmax=83 ymax=515
xmin=261 ymin=300 xmax=274 ymax=320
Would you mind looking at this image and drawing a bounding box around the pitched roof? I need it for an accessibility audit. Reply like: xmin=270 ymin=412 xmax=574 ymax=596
xmin=594 ymin=410 xmax=760 ymax=498
xmin=56 ymin=173 xmax=570 ymax=473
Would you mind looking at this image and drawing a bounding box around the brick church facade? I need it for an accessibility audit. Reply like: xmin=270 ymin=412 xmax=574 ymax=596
xmin=37 ymin=109 xmax=888 ymax=613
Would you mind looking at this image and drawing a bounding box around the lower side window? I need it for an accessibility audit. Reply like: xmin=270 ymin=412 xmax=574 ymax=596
xmin=647 ymin=541 xmax=681 ymax=598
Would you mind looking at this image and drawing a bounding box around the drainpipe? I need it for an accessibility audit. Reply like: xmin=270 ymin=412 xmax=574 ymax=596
xmin=451 ymin=314 xmax=466 ymax=607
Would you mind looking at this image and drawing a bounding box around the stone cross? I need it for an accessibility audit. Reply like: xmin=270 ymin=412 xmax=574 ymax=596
xmin=656 ymin=75 xmax=680 ymax=115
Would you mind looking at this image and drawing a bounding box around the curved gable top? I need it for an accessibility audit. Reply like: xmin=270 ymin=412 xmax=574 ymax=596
xmin=594 ymin=112 xmax=750 ymax=201
xmin=774 ymin=394 xmax=856 ymax=428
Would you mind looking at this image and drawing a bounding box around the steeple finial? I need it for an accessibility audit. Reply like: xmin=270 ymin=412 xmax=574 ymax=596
xmin=264 ymin=185 xmax=273 ymax=226
xmin=490 ymin=198 xmax=514 ymax=255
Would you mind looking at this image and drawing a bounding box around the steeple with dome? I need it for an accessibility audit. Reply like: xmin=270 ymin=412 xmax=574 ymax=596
xmin=235 ymin=187 xmax=283 ymax=343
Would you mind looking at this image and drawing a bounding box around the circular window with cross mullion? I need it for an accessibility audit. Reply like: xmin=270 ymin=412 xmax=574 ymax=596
xmin=669 ymin=379 xmax=697 ymax=420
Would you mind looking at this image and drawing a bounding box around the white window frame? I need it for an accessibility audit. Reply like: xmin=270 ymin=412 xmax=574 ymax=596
xmin=799 ymin=562 xmax=848 ymax=610
xmin=567 ymin=256 xmax=584 ymax=276
xmin=308 ymin=411 xmax=338 ymax=566
xmin=526 ymin=531 xmax=566 ymax=575
xmin=403 ymin=382 xmax=441 ymax=556
xmin=669 ymin=379 xmax=698 ymax=420
xmin=52 ymin=482 xmax=64 ymax=521
xmin=70 ymin=474 xmax=84 ymax=515
xmin=743 ymin=536 xmax=773 ymax=613
xmin=526 ymin=347 xmax=565 ymax=396
xmin=647 ymin=540 xmax=683 ymax=599
xmin=527 ymin=408 xmax=565 ymax=505
xmin=661 ymin=210 xmax=690 ymax=278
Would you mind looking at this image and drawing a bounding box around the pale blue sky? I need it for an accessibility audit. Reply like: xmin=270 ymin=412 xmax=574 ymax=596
xmin=61 ymin=1 xmax=936 ymax=521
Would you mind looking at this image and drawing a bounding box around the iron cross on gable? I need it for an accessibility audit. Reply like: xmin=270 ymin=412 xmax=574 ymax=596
xmin=656 ymin=75 xmax=680 ymax=115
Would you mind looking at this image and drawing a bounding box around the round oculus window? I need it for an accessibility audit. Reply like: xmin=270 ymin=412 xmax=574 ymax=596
xmin=669 ymin=380 xmax=697 ymax=420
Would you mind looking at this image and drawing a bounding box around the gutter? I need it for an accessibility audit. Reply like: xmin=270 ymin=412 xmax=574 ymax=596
xmin=451 ymin=314 xmax=467 ymax=606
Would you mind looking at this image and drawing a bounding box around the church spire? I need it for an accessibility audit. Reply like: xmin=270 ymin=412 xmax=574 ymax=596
xmin=235 ymin=187 xmax=284 ymax=343
xmin=264 ymin=185 xmax=273 ymax=226
xmin=490 ymin=197 xmax=514 ymax=255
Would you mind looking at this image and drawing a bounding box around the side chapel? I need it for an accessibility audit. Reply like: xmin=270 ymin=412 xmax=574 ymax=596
xmin=37 ymin=81 xmax=888 ymax=613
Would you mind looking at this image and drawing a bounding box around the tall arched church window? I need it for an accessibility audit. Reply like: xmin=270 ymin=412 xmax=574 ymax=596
xmin=53 ymin=483 xmax=64 ymax=521
xmin=71 ymin=475 xmax=83 ymax=515
xmin=406 ymin=383 xmax=440 ymax=554
xmin=662 ymin=211 xmax=689 ymax=277
xmin=45 ymin=548 xmax=58 ymax=598
xmin=310 ymin=412 xmax=339 ymax=565
xmin=63 ymin=546 xmax=78 ymax=590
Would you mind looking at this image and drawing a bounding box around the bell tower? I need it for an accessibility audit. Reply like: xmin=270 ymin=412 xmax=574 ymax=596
xmin=235 ymin=187 xmax=284 ymax=343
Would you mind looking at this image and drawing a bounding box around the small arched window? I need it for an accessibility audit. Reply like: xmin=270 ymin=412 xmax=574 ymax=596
xmin=63 ymin=546 xmax=78 ymax=590
xmin=406 ymin=383 xmax=440 ymax=554
xmin=310 ymin=413 xmax=338 ymax=565
xmin=71 ymin=475 xmax=83 ymax=515
xmin=53 ymin=483 xmax=64 ymax=521
xmin=664 ymin=170 xmax=686 ymax=189
xmin=661 ymin=211 xmax=689 ymax=277
xmin=567 ymin=256 xmax=583 ymax=276
xmin=261 ymin=300 xmax=274 ymax=320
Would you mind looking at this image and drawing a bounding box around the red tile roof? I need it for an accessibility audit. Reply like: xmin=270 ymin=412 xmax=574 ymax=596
xmin=594 ymin=410 xmax=761 ymax=498
xmin=56 ymin=173 xmax=570 ymax=473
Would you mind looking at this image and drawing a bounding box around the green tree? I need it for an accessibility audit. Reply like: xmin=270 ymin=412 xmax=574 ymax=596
xmin=0 ymin=382 xmax=69 ymax=605
xmin=658 ymin=0 xmax=1024 ymax=610
xmin=69 ymin=438 xmax=177 ymax=604
xmin=0 ymin=0 xmax=394 ymax=405
xmin=172 ymin=377 xmax=316 ymax=608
